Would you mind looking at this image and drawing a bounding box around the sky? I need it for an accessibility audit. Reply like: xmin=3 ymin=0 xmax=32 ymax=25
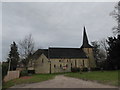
xmin=1 ymin=2 xmax=117 ymax=61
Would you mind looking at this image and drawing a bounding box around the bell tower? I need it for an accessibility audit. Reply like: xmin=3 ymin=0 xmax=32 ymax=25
xmin=81 ymin=26 xmax=96 ymax=68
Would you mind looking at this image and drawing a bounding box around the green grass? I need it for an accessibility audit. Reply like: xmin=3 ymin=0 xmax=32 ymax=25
xmin=2 ymin=74 xmax=56 ymax=89
xmin=65 ymin=70 xmax=119 ymax=86
xmin=2 ymin=71 xmax=119 ymax=89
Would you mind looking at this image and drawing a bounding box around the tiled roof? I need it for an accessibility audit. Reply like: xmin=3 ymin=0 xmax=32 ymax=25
xmin=49 ymin=47 xmax=87 ymax=59
xmin=32 ymin=49 xmax=48 ymax=59
xmin=32 ymin=47 xmax=88 ymax=60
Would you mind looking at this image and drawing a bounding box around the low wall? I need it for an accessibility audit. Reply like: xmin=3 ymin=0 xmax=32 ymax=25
xmin=16 ymin=67 xmax=25 ymax=71
xmin=4 ymin=71 xmax=20 ymax=82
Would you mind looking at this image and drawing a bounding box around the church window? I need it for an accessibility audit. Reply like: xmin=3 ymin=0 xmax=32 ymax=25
xmin=67 ymin=60 xmax=69 ymax=62
xmin=54 ymin=64 xmax=56 ymax=68
xmin=83 ymin=60 xmax=84 ymax=66
xmin=60 ymin=64 xmax=62 ymax=68
xmin=88 ymin=48 xmax=89 ymax=53
xmin=75 ymin=60 xmax=77 ymax=67
xmin=42 ymin=59 xmax=44 ymax=63
xmin=59 ymin=60 xmax=61 ymax=62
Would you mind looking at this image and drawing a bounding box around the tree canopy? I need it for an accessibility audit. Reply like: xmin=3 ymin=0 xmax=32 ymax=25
xmin=106 ymin=35 xmax=120 ymax=70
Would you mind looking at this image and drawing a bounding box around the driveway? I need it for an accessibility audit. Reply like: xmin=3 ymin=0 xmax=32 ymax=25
xmin=10 ymin=75 xmax=117 ymax=88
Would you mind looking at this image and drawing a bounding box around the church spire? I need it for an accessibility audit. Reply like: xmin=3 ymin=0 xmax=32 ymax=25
xmin=81 ymin=26 xmax=93 ymax=48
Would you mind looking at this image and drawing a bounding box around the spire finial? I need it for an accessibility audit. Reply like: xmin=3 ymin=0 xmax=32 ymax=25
xmin=84 ymin=26 xmax=86 ymax=30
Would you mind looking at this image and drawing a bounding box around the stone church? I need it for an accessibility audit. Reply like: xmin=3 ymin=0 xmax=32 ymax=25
xmin=28 ymin=27 xmax=96 ymax=73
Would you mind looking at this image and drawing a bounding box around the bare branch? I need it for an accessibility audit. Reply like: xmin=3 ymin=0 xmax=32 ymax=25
xmin=19 ymin=34 xmax=35 ymax=59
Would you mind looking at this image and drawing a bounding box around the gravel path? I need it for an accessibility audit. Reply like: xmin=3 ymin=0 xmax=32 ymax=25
xmin=10 ymin=75 xmax=117 ymax=88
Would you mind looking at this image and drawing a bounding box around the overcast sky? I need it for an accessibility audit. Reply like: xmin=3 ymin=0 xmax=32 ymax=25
xmin=1 ymin=2 xmax=117 ymax=61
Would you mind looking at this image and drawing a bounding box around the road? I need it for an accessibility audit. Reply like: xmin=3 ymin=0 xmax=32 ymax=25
xmin=10 ymin=75 xmax=117 ymax=88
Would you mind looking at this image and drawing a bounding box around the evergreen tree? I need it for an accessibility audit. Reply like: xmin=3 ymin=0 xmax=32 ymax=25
xmin=105 ymin=2 xmax=120 ymax=70
xmin=106 ymin=35 xmax=120 ymax=70
xmin=8 ymin=42 xmax=19 ymax=70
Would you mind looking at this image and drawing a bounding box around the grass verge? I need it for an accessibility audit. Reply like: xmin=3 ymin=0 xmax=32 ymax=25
xmin=2 ymin=74 xmax=56 ymax=89
xmin=65 ymin=70 xmax=119 ymax=86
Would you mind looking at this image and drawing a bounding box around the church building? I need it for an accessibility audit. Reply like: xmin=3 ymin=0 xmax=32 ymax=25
xmin=28 ymin=27 xmax=96 ymax=73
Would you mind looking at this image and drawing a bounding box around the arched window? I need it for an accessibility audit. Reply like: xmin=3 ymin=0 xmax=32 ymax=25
xmin=71 ymin=63 xmax=72 ymax=67
xmin=54 ymin=64 xmax=56 ymax=68
xmin=75 ymin=60 xmax=77 ymax=67
xmin=88 ymin=48 xmax=89 ymax=53
xmin=42 ymin=59 xmax=44 ymax=63
xmin=66 ymin=64 xmax=68 ymax=67
xmin=59 ymin=60 xmax=61 ymax=62
xmin=83 ymin=60 xmax=84 ymax=66
xmin=60 ymin=64 xmax=62 ymax=68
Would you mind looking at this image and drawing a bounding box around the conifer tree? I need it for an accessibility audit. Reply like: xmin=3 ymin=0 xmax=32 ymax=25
xmin=106 ymin=35 xmax=120 ymax=70
xmin=8 ymin=42 xmax=19 ymax=70
xmin=106 ymin=1 xmax=120 ymax=70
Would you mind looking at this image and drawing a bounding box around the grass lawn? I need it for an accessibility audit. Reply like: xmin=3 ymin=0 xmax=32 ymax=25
xmin=65 ymin=70 xmax=119 ymax=86
xmin=2 ymin=74 xmax=56 ymax=89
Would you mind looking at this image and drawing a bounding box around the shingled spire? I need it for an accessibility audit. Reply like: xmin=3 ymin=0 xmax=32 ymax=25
xmin=81 ymin=26 xmax=93 ymax=48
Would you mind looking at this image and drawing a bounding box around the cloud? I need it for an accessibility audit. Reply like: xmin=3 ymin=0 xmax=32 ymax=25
xmin=1 ymin=2 xmax=116 ymax=61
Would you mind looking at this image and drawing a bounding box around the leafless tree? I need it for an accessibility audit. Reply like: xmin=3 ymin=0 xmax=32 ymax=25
xmin=92 ymin=40 xmax=108 ymax=68
xmin=110 ymin=1 xmax=120 ymax=35
xmin=100 ymin=39 xmax=108 ymax=52
xmin=99 ymin=39 xmax=108 ymax=58
xmin=19 ymin=34 xmax=35 ymax=69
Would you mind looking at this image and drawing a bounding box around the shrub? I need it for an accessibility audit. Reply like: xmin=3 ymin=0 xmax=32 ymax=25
xmin=28 ymin=70 xmax=35 ymax=74
xmin=90 ymin=67 xmax=101 ymax=71
xmin=2 ymin=62 xmax=9 ymax=80
xmin=20 ymin=70 xmax=28 ymax=77
xmin=82 ymin=68 xmax=88 ymax=72
xmin=71 ymin=68 xmax=80 ymax=72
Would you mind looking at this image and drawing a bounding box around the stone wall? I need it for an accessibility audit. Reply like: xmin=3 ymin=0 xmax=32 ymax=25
xmin=50 ymin=59 xmax=71 ymax=73
xmin=83 ymin=48 xmax=96 ymax=68
xmin=34 ymin=54 xmax=50 ymax=74
xmin=33 ymin=54 xmax=90 ymax=74
xmin=71 ymin=59 xmax=89 ymax=68
xmin=4 ymin=71 xmax=20 ymax=82
xmin=50 ymin=58 xmax=89 ymax=73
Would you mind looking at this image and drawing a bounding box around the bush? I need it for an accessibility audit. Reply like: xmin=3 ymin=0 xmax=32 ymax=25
xmin=71 ymin=68 xmax=80 ymax=72
xmin=20 ymin=70 xmax=28 ymax=77
xmin=28 ymin=70 xmax=35 ymax=74
xmin=2 ymin=62 xmax=9 ymax=80
xmin=82 ymin=68 xmax=88 ymax=72
xmin=90 ymin=67 xmax=101 ymax=71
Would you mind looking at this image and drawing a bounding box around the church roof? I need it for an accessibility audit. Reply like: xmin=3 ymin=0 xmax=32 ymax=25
xmin=32 ymin=49 xmax=48 ymax=59
xmin=32 ymin=47 xmax=87 ymax=59
xmin=81 ymin=26 xmax=93 ymax=48
xmin=49 ymin=47 xmax=87 ymax=59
